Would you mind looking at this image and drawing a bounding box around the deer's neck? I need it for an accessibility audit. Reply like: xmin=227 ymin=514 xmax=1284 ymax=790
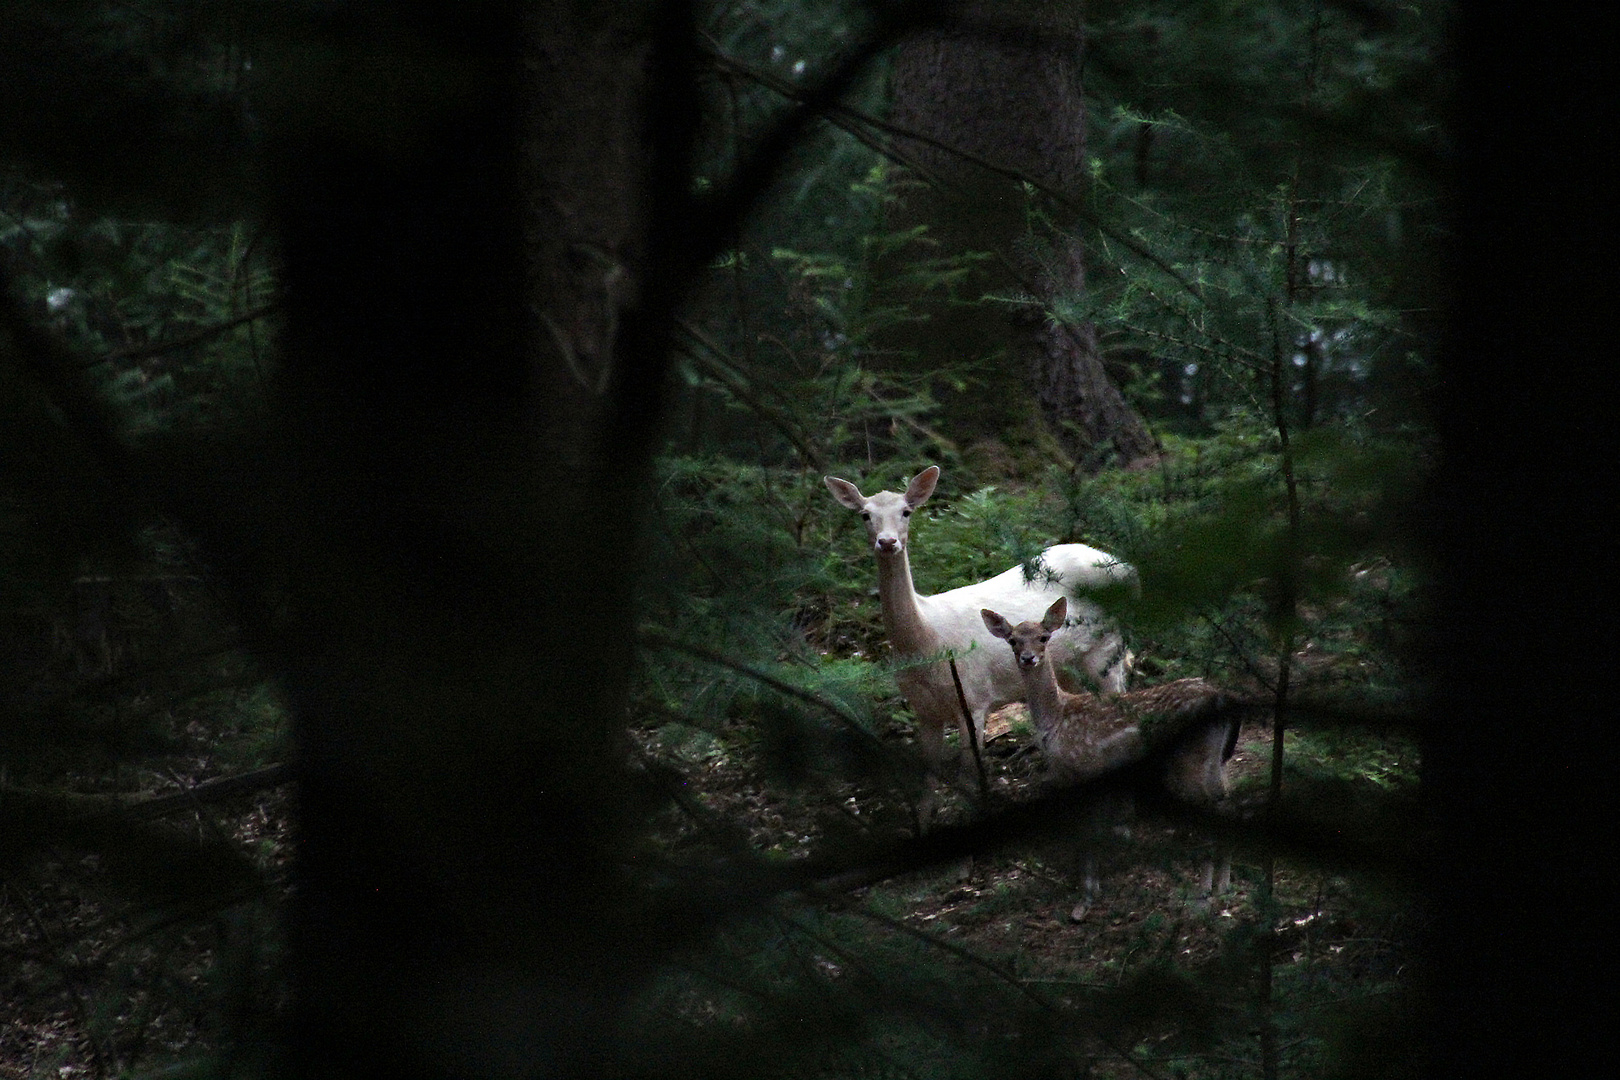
xmin=875 ymin=550 xmax=938 ymax=655
xmin=1023 ymin=660 xmax=1072 ymax=734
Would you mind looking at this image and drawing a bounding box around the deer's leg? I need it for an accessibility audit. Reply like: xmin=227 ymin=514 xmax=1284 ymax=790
xmin=1190 ymin=817 xmax=1232 ymax=908
xmin=1071 ymin=848 xmax=1102 ymax=923
xmin=1196 ymin=841 xmax=1232 ymax=907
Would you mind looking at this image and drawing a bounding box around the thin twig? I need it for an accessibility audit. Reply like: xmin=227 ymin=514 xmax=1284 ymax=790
xmin=682 ymin=3 xmax=946 ymax=277
xmin=672 ymin=320 xmax=826 ymax=468
xmin=947 ymin=656 xmax=990 ymax=809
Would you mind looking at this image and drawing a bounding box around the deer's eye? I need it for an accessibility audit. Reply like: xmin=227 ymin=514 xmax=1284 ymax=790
xmin=860 ymin=511 xmax=870 ymax=520
xmin=902 ymin=508 xmax=912 ymax=517
xmin=1040 ymin=634 xmax=1050 ymax=643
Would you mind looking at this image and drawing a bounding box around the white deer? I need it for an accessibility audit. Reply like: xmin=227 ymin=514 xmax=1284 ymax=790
xmin=982 ymin=596 xmax=1241 ymax=920
xmin=824 ymin=465 xmax=1134 ymax=785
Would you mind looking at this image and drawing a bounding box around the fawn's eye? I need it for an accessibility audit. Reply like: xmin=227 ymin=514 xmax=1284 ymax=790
xmin=860 ymin=511 xmax=870 ymax=519
xmin=1040 ymin=634 xmax=1050 ymax=643
xmin=902 ymin=509 xmax=912 ymax=517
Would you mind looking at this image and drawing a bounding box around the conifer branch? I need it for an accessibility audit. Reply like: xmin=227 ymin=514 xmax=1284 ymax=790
xmin=672 ymin=319 xmax=826 ymax=469
xmin=89 ymin=303 xmax=280 ymax=367
xmin=637 ymin=627 xmax=928 ymax=793
xmin=684 ymin=2 xmax=948 ymax=276
xmin=698 ymin=38 xmax=1207 ymax=306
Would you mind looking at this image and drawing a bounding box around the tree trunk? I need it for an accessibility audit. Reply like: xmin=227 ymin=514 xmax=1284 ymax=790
xmin=885 ymin=2 xmax=1156 ymax=470
xmin=268 ymin=7 xmax=669 ymax=1077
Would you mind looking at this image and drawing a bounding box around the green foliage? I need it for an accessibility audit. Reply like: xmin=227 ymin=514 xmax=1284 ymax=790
xmin=1073 ymin=0 xmax=1444 ymax=436
xmin=625 ymin=4 xmax=1438 ymax=1075
xmin=635 ymin=4 xmax=1435 ymax=1053
xmin=3 ymin=202 xmax=276 ymax=437
xmin=910 ymin=485 xmax=1049 ymax=591
xmin=1 ymin=1 xmax=1440 ymax=1076
xmin=3 ymin=43 xmax=283 ymax=1073
xmin=672 ymin=166 xmax=992 ymax=474
xmin=1280 ymin=726 xmax=1422 ymax=842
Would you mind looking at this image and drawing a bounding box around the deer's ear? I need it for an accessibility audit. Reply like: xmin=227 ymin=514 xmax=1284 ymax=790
xmin=982 ymin=609 xmax=1012 ymax=639
xmin=904 ymin=465 xmax=939 ymax=508
xmin=824 ymin=476 xmax=866 ymax=510
xmin=1042 ymin=596 xmax=1068 ymax=630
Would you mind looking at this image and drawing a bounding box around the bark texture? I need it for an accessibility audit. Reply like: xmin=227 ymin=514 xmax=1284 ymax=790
xmin=886 ymin=2 xmax=1156 ymax=469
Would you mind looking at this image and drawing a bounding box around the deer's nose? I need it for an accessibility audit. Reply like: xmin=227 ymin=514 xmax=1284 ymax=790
xmin=876 ymin=536 xmax=899 ymax=553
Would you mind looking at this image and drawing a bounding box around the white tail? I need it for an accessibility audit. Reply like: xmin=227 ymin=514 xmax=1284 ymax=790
xmin=983 ymin=596 xmax=1240 ymax=920
xmin=825 ymin=466 xmax=1134 ymax=783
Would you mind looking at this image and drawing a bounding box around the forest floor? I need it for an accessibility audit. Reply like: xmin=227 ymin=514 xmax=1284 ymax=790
xmin=630 ymin=699 xmax=1419 ymax=1077
xmin=0 ymin=770 xmax=293 ymax=1080
xmin=1 ymin=700 xmax=1416 ymax=1079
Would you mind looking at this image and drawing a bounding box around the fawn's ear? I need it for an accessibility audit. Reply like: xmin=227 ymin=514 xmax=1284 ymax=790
xmin=1042 ymin=596 xmax=1068 ymax=630
xmin=824 ymin=475 xmax=866 ymax=510
xmin=904 ymin=465 xmax=940 ymax=508
xmin=982 ymin=609 xmax=1013 ymax=639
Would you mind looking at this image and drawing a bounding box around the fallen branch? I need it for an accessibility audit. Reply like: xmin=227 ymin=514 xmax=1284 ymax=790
xmin=0 ymin=763 xmax=294 ymax=827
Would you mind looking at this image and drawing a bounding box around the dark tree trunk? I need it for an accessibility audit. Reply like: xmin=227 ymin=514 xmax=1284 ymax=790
xmin=885 ymin=2 xmax=1156 ymax=470
xmin=1423 ymin=7 xmax=1614 ymax=1077
xmin=268 ymin=7 xmax=670 ymax=1077
xmin=1034 ymin=318 xmax=1157 ymax=469
xmin=2 ymin=5 xmax=938 ymax=1074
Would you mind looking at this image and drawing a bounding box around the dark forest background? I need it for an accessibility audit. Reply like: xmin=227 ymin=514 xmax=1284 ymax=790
xmin=0 ymin=2 xmax=1611 ymax=1078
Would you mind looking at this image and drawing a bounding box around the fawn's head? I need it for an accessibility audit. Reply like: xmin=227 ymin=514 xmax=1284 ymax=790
xmin=824 ymin=465 xmax=939 ymax=557
xmin=982 ymin=596 xmax=1068 ymax=671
